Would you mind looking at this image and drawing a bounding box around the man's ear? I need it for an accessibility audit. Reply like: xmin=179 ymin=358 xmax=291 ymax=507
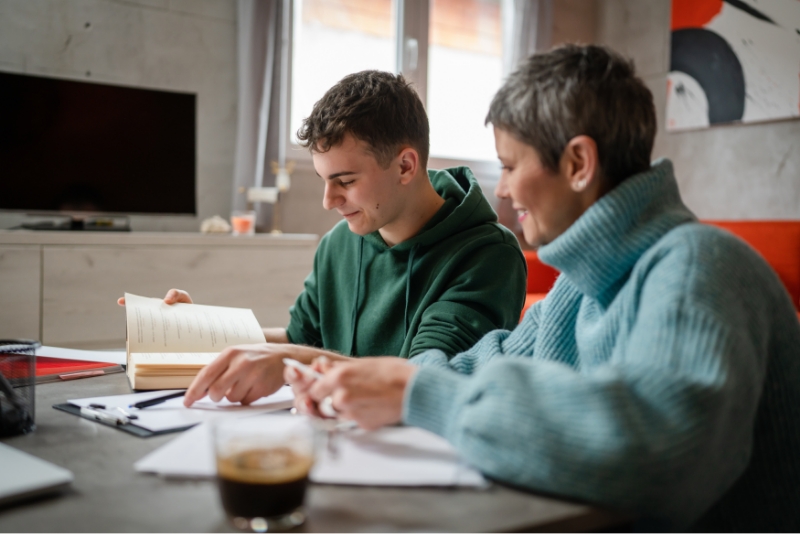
xmin=561 ymin=135 xmax=600 ymax=193
xmin=396 ymin=147 xmax=420 ymax=185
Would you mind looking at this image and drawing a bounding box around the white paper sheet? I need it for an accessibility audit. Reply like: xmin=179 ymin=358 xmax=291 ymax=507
xmin=69 ymin=386 xmax=295 ymax=432
xmin=36 ymin=346 xmax=127 ymax=365
xmin=312 ymin=426 xmax=486 ymax=487
xmin=135 ymin=414 xmax=486 ymax=487
xmin=135 ymin=422 xmax=216 ymax=477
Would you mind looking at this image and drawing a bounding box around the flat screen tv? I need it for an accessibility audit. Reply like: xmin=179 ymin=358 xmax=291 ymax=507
xmin=0 ymin=71 xmax=196 ymax=219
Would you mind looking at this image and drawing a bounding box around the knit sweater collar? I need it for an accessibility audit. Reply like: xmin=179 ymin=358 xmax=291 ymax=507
xmin=537 ymin=159 xmax=696 ymax=301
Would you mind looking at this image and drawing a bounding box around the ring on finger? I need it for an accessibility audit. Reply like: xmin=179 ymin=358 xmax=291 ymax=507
xmin=319 ymin=395 xmax=338 ymax=418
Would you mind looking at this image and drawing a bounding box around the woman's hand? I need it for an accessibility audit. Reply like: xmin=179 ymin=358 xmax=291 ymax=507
xmin=287 ymin=357 xmax=417 ymax=430
xmin=285 ymin=356 xmax=334 ymax=418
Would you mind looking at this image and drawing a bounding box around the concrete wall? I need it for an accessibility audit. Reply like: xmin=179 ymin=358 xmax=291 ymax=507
xmin=552 ymin=0 xmax=597 ymax=45
xmin=596 ymin=0 xmax=800 ymax=220
xmin=3 ymin=0 xmax=794 ymax=237
xmin=0 ymin=0 xmax=237 ymax=231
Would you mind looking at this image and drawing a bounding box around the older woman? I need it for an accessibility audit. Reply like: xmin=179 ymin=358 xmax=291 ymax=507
xmin=287 ymin=45 xmax=800 ymax=531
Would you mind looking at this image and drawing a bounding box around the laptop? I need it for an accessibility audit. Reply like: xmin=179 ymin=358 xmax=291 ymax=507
xmin=0 ymin=443 xmax=73 ymax=506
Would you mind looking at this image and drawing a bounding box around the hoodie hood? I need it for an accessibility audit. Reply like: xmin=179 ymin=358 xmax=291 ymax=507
xmin=362 ymin=166 xmax=499 ymax=252
xmin=352 ymin=167 xmax=500 ymax=354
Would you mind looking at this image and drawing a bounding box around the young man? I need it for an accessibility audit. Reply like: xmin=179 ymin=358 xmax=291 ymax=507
xmin=289 ymin=47 xmax=800 ymax=531
xmin=138 ymin=71 xmax=526 ymax=406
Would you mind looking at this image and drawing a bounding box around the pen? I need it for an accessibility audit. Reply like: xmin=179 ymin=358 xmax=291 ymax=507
xmin=59 ymin=370 xmax=106 ymax=380
xmin=282 ymin=358 xmax=323 ymax=380
xmin=80 ymin=406 xmax=129 ymax=425
xmin=89 ymin=403 xmax=138 ymax=420
xmin=129 ymin=391 xmax=186 ymax=409
xmin=282 ymin=358 xmax=337 ymax=417
xmin=282 ymin=358 xmax=354 ymax=459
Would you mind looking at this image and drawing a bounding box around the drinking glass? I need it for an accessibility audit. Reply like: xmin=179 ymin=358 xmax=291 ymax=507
xmin=230 ymin=210 xmax=256 ymax=236
xmin=213 ymin=415 xmax=315 ymax=532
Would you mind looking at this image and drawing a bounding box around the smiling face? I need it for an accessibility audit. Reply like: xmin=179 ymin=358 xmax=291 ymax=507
xmin=493 ymin=127 xmax=588 ymax=248
xmin=313 ymin=133 xmax=406 ymax=237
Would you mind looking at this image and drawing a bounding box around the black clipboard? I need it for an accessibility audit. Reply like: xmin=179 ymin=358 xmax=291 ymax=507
xmin=52 ymin=403 xmax=194 ymax=438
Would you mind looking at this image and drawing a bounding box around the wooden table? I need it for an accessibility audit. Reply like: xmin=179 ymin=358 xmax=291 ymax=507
xmin=0 ymin=374 xmax=626 ymax=532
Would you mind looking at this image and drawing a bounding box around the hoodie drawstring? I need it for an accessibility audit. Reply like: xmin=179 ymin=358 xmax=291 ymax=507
xmin=404 ymin=244 xmax=419 ymax=335
xmin=348 ymin=238 xmax=364 ymax=356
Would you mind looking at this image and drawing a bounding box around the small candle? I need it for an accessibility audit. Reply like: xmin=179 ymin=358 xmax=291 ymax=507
xmin=230 ymin=211 xmax=256 ymax=235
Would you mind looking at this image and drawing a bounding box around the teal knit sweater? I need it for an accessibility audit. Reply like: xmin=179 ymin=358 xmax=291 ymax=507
xmin=403 ymin=160 xmax=800 ymax=531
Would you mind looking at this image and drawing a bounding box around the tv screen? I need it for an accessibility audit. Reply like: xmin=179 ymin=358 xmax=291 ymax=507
xmin=0 ymin=71 xmax=196 ymax=215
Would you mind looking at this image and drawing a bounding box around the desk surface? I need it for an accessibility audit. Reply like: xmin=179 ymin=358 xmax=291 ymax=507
xmin=0 ymin=375 xmax=625 ymax=532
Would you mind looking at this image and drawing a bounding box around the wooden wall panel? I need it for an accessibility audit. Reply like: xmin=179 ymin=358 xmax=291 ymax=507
xmin=42 ymin=245 xmax=315 ymax=348
xmin=0 ymin=246 xmax=41 ymax=341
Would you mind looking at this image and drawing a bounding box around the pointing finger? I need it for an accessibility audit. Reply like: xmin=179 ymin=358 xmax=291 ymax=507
xmin=184 ymin=348 xmax=237 ymax=406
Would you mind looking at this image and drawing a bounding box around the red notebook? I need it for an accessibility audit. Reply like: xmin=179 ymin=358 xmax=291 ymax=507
xmin=35 ymin=357 xmax=123 ymax=383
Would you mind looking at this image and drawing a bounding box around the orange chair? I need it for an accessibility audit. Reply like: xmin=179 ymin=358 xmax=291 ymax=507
xmin=706 ymin=221 xmax=800 ymax=317
xmin=520 ymin=221 xmax=800 ymax=321
xmin=521 ymin=250 xmax=559 ymax=319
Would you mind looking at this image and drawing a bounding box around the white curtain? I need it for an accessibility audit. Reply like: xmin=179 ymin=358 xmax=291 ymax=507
xmin=231 ymin=0 xmax=291 ymax=228
xmin=502 ymin=0 xmax=553 ymax=77
xmin=496 ymin=0 xmax=553 ymax=246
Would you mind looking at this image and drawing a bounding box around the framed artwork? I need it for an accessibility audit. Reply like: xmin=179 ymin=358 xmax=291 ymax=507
xmin=667 ymin=0 xmax=800 ymax=131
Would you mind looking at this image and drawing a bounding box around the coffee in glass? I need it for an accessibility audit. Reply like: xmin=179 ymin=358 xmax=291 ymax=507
xmin=213 ymin=416 xmax=314 ymax=532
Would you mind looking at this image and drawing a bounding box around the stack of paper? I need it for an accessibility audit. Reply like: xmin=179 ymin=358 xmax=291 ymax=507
xmin=128 ymin=353 xmax=217 ymax=389
xmin=135 ymin=414 xmax=486 ymax=487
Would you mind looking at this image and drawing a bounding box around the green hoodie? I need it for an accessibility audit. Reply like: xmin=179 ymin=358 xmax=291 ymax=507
xmin=286 ymin=167 xmax=527 ymax=358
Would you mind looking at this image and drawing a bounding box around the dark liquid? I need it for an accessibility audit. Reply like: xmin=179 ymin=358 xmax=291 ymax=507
xmin=218 ymin=475 xmax=308 ymax=518
xmin=217 ymin=448 xmax=312 ymax=519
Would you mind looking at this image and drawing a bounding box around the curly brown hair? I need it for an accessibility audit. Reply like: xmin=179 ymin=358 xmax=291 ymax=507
xmin=296 ymin=70 xmax=429 ymax=168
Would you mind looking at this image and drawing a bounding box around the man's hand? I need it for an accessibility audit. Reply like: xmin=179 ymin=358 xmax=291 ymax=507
xmin=184 ymin=344 xmax=346 ymax=407
xmin=287 ymin=357 xmax=417 ymax=430
xmin=117 ymin=288 xmax=193 ymax=306
xmin=184 ymin=343 xmax=287 ymax=407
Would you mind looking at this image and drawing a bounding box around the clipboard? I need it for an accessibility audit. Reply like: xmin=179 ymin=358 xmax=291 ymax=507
xmin=52 ymin=403 xmax=193 ymax=438
xmin=51 ymin=386 xmax=295 ymax=438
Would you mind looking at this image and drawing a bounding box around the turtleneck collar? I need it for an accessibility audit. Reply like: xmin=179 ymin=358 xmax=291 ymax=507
xmin=537 ymin=159 xmax=696 ymax=301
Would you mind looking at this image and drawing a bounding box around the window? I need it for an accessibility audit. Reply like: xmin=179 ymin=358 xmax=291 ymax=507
xmin=427 ymin=0 xmax=503 ymax=161
xmin=290 ymin=0 xmax=506 ymax=164
xmin=291 ymin=0 xmax=397 ymax=144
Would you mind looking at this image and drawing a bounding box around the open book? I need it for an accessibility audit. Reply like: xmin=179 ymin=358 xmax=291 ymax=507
xmin=124 ymin=293 xmax=266 ymax=390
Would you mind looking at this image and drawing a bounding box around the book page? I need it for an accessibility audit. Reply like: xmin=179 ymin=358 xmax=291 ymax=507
xmin=125 ymin=293 xmax=266 ymax=354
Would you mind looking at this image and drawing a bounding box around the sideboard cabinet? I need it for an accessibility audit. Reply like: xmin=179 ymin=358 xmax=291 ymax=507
xmin=0 ymin=231 xmax=318 ymax=349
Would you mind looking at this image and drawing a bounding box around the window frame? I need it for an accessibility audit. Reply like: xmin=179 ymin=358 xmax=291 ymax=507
xmin=286 ymin=0 xmax=503 ymax=184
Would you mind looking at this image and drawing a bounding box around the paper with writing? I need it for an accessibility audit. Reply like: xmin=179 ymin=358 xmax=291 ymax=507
xmin=125 ymin=293 xmax=266 ymax=354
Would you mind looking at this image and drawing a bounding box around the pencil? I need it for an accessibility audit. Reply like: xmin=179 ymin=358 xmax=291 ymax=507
xmin=130 ymin=391 xmax=187 ymax=409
